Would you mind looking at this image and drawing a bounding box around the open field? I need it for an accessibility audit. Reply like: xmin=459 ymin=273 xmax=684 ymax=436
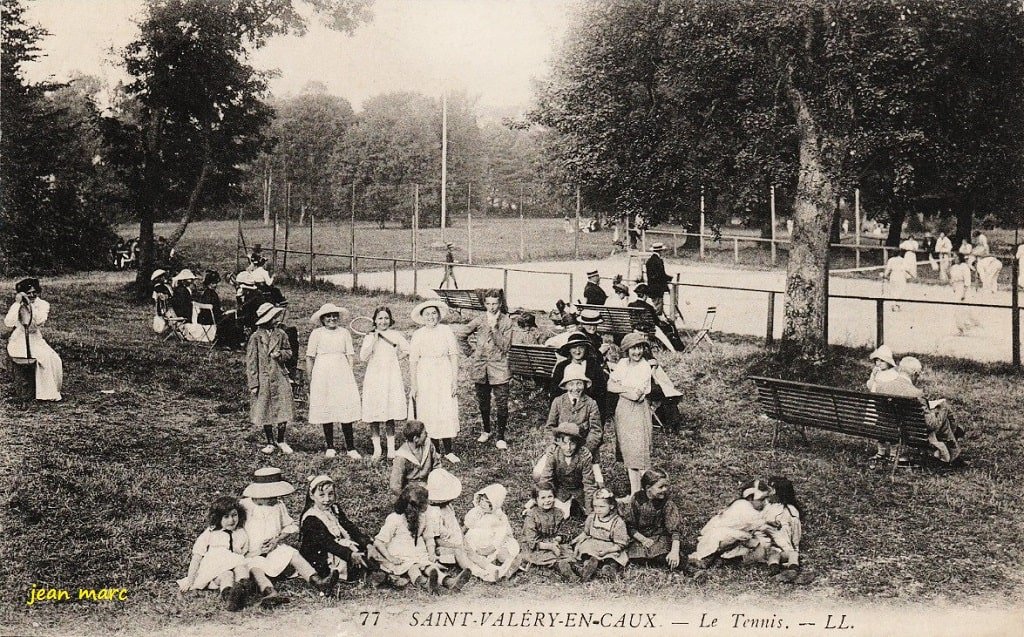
xmin=2 ymin=274 xmax=1023 ymax=635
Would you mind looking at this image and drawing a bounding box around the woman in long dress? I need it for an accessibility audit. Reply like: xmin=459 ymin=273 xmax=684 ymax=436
xmin=360 ymin=306 xmax=409 ymax=460
xmin=306 ymin=303 xmax=362 ymax=460
xmin=949 ymin=253 xmax=980 ymax=335
xmin=408 ymin=300 xmax=460 ymax=458
xmin=898 ymin=235 xmax=920 ymax=278
xmin=608 ymin=332 xmax=653 ymax=495
xmin=4 ymin=278 xmax=62 ymax=401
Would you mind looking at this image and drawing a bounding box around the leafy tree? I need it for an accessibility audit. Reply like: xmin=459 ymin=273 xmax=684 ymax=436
xmin=110 ymin=0 xmax=371 ymax=295
xmin=0 ymin=0 xmax=117 ymax=275
xmin=535 ymin=0 xmax=1024 ymax=356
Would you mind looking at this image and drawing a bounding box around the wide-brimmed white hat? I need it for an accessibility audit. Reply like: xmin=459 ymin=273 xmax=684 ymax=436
xmin=255 ymin=302 xmax=285 ymax=325
xmin=172 ymin=269 xmax=196 ymax=284
xmin=411 ymin=299 xmax=449 ymax=325
xmin=310 ymin=303 xmax=349 ymax=325
xmin=650 ymin=242 xmax=666 ymax=251
xmin=559 ymin=366 xmax=592 ymax=389
xmin=150 ymin=269 xmax=167 ymax=281
xmin=427 ymin=468 xmax=462 ymax=502
xmin=869 ymin=344 xmax=896 ymax=367
xmin=576 ymin=309 xmax=602 ymax=325
xmin=898 ymin=356 xmax=922 ymax=374
xmin=620 ymin=332 xmax=648 ymax=352
xmin=243 ymin=467 xmax=295 ymax=499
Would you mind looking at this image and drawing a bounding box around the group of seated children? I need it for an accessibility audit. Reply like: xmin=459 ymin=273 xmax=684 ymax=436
xmin=689 ymin=478 xmax=811 ymax=585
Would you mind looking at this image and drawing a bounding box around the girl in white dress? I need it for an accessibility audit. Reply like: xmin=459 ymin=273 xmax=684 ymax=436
xmin=178 ymin=496 xmax=251 ymax=611
xmin=373 ymin=484 xmax=445 ymax=589
xmin=408 ymin=300 xmax=460 ymax=458
xmin=883 ymin=255 xmax=914 ymax=311
xmin=5 ymin=278 xmax=62 ymax=401
xmin=898 ymin=235 xmax=920 ymax=277
xmin=307 ymin=303 xmax=362 ymax=459
xmin=360 ymin=306 xmax=409 ymax=460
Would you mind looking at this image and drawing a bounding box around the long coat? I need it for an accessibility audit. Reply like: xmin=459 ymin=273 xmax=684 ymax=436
xmin=645 ymin=253 xmax=671 ymax=297
xmin=460 ymin=312 xmax=513 ymax=385
xmin=246 ymin=326 xmax=295 ymax=425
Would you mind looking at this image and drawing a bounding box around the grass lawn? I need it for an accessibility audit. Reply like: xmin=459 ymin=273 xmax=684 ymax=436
xmin=3 ymin=275 xmax=1023 ymax=635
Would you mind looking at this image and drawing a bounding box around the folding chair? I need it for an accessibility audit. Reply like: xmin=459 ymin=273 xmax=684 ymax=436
xmin=187 ymin=302 xmax=218 ymax=348
xmin=684 ymin=306 xmax=717 ymax=353
xmin=154 ymin=298 xmax=186 ymax=342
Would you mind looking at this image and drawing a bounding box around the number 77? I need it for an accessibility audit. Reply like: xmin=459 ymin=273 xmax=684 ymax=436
xmin=359 ymin=611 xmax=381 ymax=626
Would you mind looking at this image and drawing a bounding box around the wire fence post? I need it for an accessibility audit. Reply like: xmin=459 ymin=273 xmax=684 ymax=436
xmin=519 ymin=186 xmax=525 ymax=261
xmin=282 ymin=182 xmax=291 ymax=270
xmin=467 ymin=183 xmax=473 ymax=265
xmin=699 ymin=187 xmax=706 ymax=260
xmin=352 ymin=256 xmax=358 ymax=290
xmin=672 ymin=232 xmax=678 ymax=257
xmin=413 ymin=184 xmax=419 ymax=297
xmin=350 ymin=182 xmax=356 ymax=272
xmin=770 ymin=185 xmax=777 ymax=266
xmin=574 ymin=186 xmax=581 ymax=260
xmin=766 ymin=291 xmax=776 ymax=345
xmin=1013 ymin=256 xmax=1020 ymax=367
xmin=568 ymin=273 xmax=574 ymax=303
xmin=235 ymin=210 xmax=242 ymax=274
xmin=733 ymin=237 xmax=739 ymax=263
xmin=503 ymin=268 xmax=509 ymax=299
xmin=309 ymin=215 xmax=315 ymax=282
xmin=854 ymin=188 xmax=861 ymax=269
xmin=875 ymin=298 xmax=885 ymax=347
xmin=392 ymin=259 xmax=398 ymax=295
xmin=271 ymin=208 xmax=278 ymax=270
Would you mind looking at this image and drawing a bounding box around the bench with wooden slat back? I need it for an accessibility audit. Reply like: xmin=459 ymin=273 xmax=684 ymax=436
xmin=749 ymin=376 xmax=932 ymax=476
xmin=433 ymin=288 xmax=486 ymax=312
xmin=509 ymin=344 xmax=560 ymax=380
xmin=576 ymin=304 xmax=659 ymax=335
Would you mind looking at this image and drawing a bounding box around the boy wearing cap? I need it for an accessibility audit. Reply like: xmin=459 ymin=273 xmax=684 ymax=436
xmin=545 ymin=367 xmax=603 ymax=464
xmin=583 ymin=271 xmax=608 ymax=305
xmin=550 ymin=332 xmax=609 ymax=421
xmin=532 ymin=423 xmax=600 ymax=517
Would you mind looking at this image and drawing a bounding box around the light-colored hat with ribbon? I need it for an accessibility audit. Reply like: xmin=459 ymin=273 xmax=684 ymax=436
xmin=255 ymin=302 xmax=285 ymax=325
xmin=577 ymin=309 xmax=603 ymax=325
xmin=650 ymin=242 xmax=666 ymax=252
xmin=172 ymin=268 xmax=196 ymax=284
xmin=150 ymin=269 xmax=167 ymax=281
xmin=620 ymin=332 xmax=648 ymax=352
xmin=559 ymin=366 xmax=592 ymax=389
xmin=310 ymin=302 xmax=349 ymax=325
xmin=426 ymin=468 xmax=462 ymax=502
xmin=869 ymin=344 xmax=896 ymax=368
xmin=411 ymin=299 xmax=449 ymax=325
xmin=243 ymin=467 xmax=296 ymax=499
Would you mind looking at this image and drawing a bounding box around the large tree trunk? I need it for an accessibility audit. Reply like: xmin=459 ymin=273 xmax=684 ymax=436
xmin=782 ymin=84 xmax=837 ymax=358
xmin=885 ymin=209 xmax=906 ymax=248
xmin=954 ymin=204 xmax=974 ymax=247
xmin=166 ymin=135 xmax=212 ymax=248
xmin=134 ymin=109 xmax=164 ymax=301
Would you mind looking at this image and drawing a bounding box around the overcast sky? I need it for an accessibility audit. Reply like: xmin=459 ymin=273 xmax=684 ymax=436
xmin=23 ymin=0 xmax=576 ymax=115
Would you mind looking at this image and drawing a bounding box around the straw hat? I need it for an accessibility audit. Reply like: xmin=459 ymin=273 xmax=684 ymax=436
xmin=559 ymin=366 xmax=592 ymax=389
xmin=576 ymin=309 xmax=602 ymax=325
xmin=650 ymin=242 xmax=666 ymax=252
xmin=243 ymin=467 xmax=295 ymax=499
xmin=255 ymin=302 xmax=285 ymax=326
xmin=172 ymin=269 xmax=196 ymax=284
xmin=552 ymin=422 xmax=583 ymax=440
xmin=309 ymin=302 xmax=349 ymax=325
xmin=620 ymin=332 xmax=648 ymax=352
xmin=150 ymin=269 xmax=167 ymax=281
xmin=869 ymin=344 xmax=896 ymax=368
xmin=411 ymin=299 xmax=448 ymax=325
xmin=426 ymin=468 xmax=462 ymax=502
xmin=558 ymin=332 xmax=593 ymax=357
xmin=586 ymin=269 xmax=600 ymax=279
xmin=898 ymin=356 xmax=922 ymax=374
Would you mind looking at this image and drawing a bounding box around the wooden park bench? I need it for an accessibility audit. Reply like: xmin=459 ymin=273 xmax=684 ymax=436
xmin=749 ymin=375 xmax=933 ymax=479
xmin=433 ymin=288 xmax=486 ymax=314
xmin=575 ymin=304 xmax=659 ymax=336
xmin=508 ymin=344 xmax=559 ymax=381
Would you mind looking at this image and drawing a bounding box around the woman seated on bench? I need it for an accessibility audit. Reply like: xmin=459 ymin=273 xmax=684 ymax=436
xmin=5 ymin=278 xmax=63 ymax=401
xmin=874 ymin=356 xmax=964 ymax=464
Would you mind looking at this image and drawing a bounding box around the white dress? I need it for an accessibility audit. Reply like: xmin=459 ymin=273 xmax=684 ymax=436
xmin=898 ymin=239 xmax=920 ymax=277
xmin=5 ymin=298 xmax=63 ymax=400
xmin=409 ymin=325 xmax=460 ymax=439
xmin=240 ymin=498 xmax=300 ymax=577
xmin=374 ymin=512 xmax=434 ymax=576
xmin=884 ymin=256 xmax=912 ymax=296
xmin=177 ymin=528 xmax=249 ymax=590
xmin=1017 ymin=245 xmax=1024 ymax=289
xmin=360 ymin=329 xmax=409 ymax=422
xmin=306 ymin=327 xmax=361 ymax=424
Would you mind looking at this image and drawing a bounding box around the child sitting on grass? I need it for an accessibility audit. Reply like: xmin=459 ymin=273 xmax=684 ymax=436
xmin=240 ymin=468 xmax=337 ymax=606
xmin=463 ymin=484 xmax=522 ymax=582
xmin=299 ymin=475 xmax=384 ymax=587
xmin=522 ymin=482 xmax=576 ymax=581
xmin=178 ymin=496 xmax=252 ymax=612
xmin=570 ymin=489 xmax=629 ymax=582
xmin=763 ymin=477 xmax=813 ymax=585
xmin=621 ymin=469 xmax=683 ymax=571
xmin=373 ymin=484 xmax=449 ymax=592
xmin=424 ymin=469 xmax=473 ymax=591
xmin=389 ymin=420 xmax=437 ymax=497
xmin=688 ymin=479 xmax=775 ymax=569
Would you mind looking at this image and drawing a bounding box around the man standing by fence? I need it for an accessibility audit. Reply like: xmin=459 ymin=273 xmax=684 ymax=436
xmin=644 ymin=243 xmax=672 ymax=315
xmin=461 ymin=290 xmax=513 ymax=450
xmin=439 ymin=243 xmax=458 ymax=288
xmin=583 ymin=270 xmax=608 ymax=305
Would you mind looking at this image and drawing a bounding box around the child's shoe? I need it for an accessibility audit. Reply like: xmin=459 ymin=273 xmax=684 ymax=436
xmin=347 ymin=449 xmax=362 ymax=461
xmin=226 ymin=582 xmax=248 ymax=611
xmin=767 ymin=563 xmax=783 ymax=577
xmin=477 ymin=432 xmax=491 ymax=443
xmin=261 ymin=444 xmax=276 ymax=454
xmin=325 ymin=448 xmax=337 ymax=459
xmin=557 ymin=561 xmax=580 ymax=582
xmin=443 ymin=568 xmax=471 ymax=592
xmin=259 ymin=586 xmax=290 ymax=608
xmin=310 ymin=571 xmax=338 ymax=593
xmin=427 ymin=569 xmax=441 ymax=594
xmin=579 ymin=557 xmax=601 ymax=582
xmin=277 ymin=441 xmax=294 ymax=455
xmin=366 ymin=571 xmax=388 ymax=589
xmin=495 ymin=440 xmax=508 ymax=450
xmin=444 ymin=452 xmax=461 ymax=464
xmin=599 ymin=563 xmax=619 ymax=579
xmin=499 ymin=553 xmax=524 ymax=580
